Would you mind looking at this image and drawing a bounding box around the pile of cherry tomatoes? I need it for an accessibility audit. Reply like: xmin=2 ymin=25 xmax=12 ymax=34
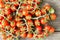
xmin=0 ymin=0 xmax=56 ymax=40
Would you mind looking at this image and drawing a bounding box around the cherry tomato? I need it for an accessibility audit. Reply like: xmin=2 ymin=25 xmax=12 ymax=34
xmin=44 ymin=4 xmax=51 ymax=11
xmin=10 ymin=20 xmax=16 ymax=28
xmin=5 ymin=9 xmax=12 ymax=15
xmin=36 ymin=26 xmax=42 ymax=31
xmin=22 ymin=10 xmax=28 ymax=16
xmin=25 ymin=14 xmax=32 ymax=20
xmin=16 ymin=21 xmax=23 ymax=28
xmin=2 ymin=19 xmax=9 ymax=27
xmin=27 ymin=20 xmax=33 ymax=26
xmin=40 ymin=18 xmax=48 ymax=25
xmin=34 ymin=0 xmax=40 ymax=4
xmin=7 ymin=15 xmax=12 ymax=21
xmin=15 ymin=16 xmax=21 ymax=21
xmin=14 ymin=3 xmax=19 ymax=7
xmin=49 ymin=27 xmax=55 ymax=33
xmin=44 ymin=25 xmax=51 ymax=31
xmin=26 ymin=4 xmax=31 ymax=10
xmin=27 ymin=33 xmax=33 ymax=38
xmin=0 ymin=1 xmax=4 ymax=8
xmin=20 ymin=33 xmax=27 ymax=38
xmin=5 ymin=4 xmax=11 ymax=10
xmin=40 ymin=8 xmax=46 ymax=15
xmin=50 ymin=13 xmax=56 ymax=20
xmin=11 ymin=5 xmax=16 ymax=12
xmin=35 ymin=10 xmax=41 ymax=17
xmin=0 ymin=16 xmax=4 ymax=20
xmin=34 ymin=20 xmax=40 ymax=27
xmin=45 ymin=15 xmax=50 ymax=20
xmin=22 ymin=4 xmax=27 ymax=6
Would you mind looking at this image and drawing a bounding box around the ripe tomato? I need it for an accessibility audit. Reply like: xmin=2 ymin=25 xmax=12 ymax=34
xmin=25 ymin=14 xmax=32 ymax=20
xmin=10 ymin=20 xmax=16 ymax=28
xmin=2 ymin=19 xmax=9 ymax=27
xmin=0 ymin=1 xmax=4 ymax=8
xmin=14 ymin=3 xmax=19 ymax=7
xmin=20 ymin=33 xmax=27 ymax=38
xmin=15 ymin=16 xmax=21 ymax=21
xmin=5 ymin=9 xmax=12 ymax=15
xmin=35 ymin=10 xmax=41 ymax=17
xmin=40 ymin=8 xmax=46 ymax=15
xmin=16 ymin=21 xmax=23 ymax=28
xmin=7 ymin=15 xmax=12 ymax=21
xmin=40 ymin=18 xmax=48 ymax=25
xmin=27 ymin=33 xmax=33 ymax=38
xmin=50 ymin=13 xmax=56 ymax=20
xmin=22 ymin=10 xmax=28 ymax=16
xmin=49 ymin=27 xmax=55 ymax=33
xmin=34 ymin=0 xmax=40 ymax=4
xmin=22 ymin=4 xmax=27 ymax=6
xmin=45 ymin=15 xmax=50 ymax=20
xmin=27 ymin=20 xmax=33 ymax=26
xmin=36 ymin=26 xmax=42 ymax=33
xmin=26 ymin=4 xmax=31 ymax=10
xmin=5 ymin=4 xmax=11 ymax=10
xmin=44 ymin=4 xmax=51 ymax=11
xmin=34 ymin=20 xmax=40 ymax=27
xmin=0 ymin=16 xmax=4 ymax=20
xmin=11 ymin=5 xmax=16 ymax=12
xmin=44 ymin=25 xmax=51 ymax=31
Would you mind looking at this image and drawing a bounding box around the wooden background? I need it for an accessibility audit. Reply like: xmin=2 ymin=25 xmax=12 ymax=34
xmin=20 ymin=0 xmax=60 ymax=40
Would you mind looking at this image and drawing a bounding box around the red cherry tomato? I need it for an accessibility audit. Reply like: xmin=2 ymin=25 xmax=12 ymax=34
xmin=16 ymin=21 xmax=23 ymax=28
xmin=34 ymin=20 xmax=40 ymax=27
xmin=36 ymin=26 xmax=42 ymax=32
xmin=35 ymin=10 xmax=41 ymax=17
xmin=25 ymin=14 xmax=32 ymax=20
xmin=22 ymin=10 xmax=28 ymax=16
xmin=10 ymin=20 xmax=16 ymax=28
xmin=49 ymin=27 xmax=55 ymax=33
xmin=40 ymin=18 xmax=47 ymax=25
xmin=50 ymin=13 xmax=56 ymax=20
xmin=27 ymin=20 xmax=33 ymax=26
xmin=44 ymin=4 xmax=51 ymax=11
xmin=0 ymin=1 xmax=4 ymax=8
xmin=40 ymin=8 xmax=46 ymax=15
xmin=27 ymin=33 xmax=33 ymax=38
xmin=0 ymin=16 xmax=4 ymax=20
xmin=2 ymin=19 xmax=9 ymax=27
xmin=11 ymin=5 xmax=16 ymax=12
xmin=20 ymin=33 xmax=27 ymax=38
xmin=7 ymin=15 xmax=12 ymax=21
xmin=5 ymin=9 xmax=12 ymax=15
xmin=44 ymin=25 xmax=51 ymax=31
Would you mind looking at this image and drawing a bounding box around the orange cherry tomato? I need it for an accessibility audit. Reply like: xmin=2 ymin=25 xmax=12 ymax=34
xmin=20 ymin=33 xmax=27 ymax=38
xmin=27 ymin=33 xmax=33 ymax=38
xmin=49 ymin=27 xmax=55 ymax=33
xmin=40 ymin=18 xmax=48 ymax=25
xmin=50 ymin=13 xmax=56 ymax=20
xmin=44 ymin=4 xmax=51 ymax=11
